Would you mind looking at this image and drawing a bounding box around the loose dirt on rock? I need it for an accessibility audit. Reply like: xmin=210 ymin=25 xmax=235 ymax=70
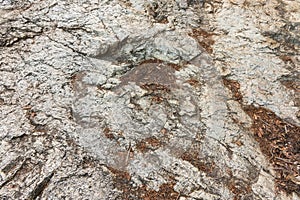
xmin=223 ymin=77 xmax=300 ymax=195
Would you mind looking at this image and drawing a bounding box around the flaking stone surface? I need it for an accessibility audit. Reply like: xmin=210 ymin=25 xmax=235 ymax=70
xmin=0 ymin=0 xmax=299 ymax=199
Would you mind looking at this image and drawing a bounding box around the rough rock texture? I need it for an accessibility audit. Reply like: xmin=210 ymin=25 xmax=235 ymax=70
xmin=0 ymin=0 xmax=299 ymax=199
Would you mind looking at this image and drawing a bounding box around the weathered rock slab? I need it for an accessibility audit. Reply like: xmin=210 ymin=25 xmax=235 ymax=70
xmin=0 ymin=0 xmax=299 ymax=199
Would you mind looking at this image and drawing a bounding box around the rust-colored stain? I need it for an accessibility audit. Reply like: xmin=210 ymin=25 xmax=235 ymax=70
xmin=70 ymin=72 xmax=86 ymax=92
xmin=160 ymin=128 xmax=169 ymax=135
xmin=189 ymin=28 xmax=215 ymax=54
xmin=223 ymin=77 xmax=300 ymax=195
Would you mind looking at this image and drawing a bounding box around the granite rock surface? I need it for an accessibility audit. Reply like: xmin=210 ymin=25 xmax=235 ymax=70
xmin=0 ymin=0 xmax=299 ymax=199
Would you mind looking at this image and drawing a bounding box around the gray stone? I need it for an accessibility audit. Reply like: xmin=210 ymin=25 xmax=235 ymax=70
xmin=0 ymin=0 xmax=299 ymax=199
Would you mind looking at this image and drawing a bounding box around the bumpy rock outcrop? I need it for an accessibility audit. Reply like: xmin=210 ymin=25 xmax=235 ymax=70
xmin=0 ymin=0 xmax=299 ymax=199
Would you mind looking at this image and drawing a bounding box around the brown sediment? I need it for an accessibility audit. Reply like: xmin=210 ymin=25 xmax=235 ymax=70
xmin=168 ymin=62 xmax=184 ymax=71
xmin=185 ymin=79 xmax=200 ymax=87
xmin=189 ymin=28 xmax=216 ymax=54
xmin=103 ymin=127 xmax=115 ymax=140
xmin=279 ymin=55 xmax=294 ymax=64
xmin=135 ymin=137 xmax=162 ymax=153
xmin=25 ymin=109 xmax=48 ymax=133
xmin=243 ymin=106 xmax=300 ymax=194
xmin=181 ymin=151 xmax=216 ymax=175
xmin=140 ymin=83 xmax=171 ymax=93
xmin=225 ymin=168 xmax=252 ymax=200
xmin=227 ymin=178 xmax=253 ymax=200
xmin=222 ymin=79 xmax=243 ymax=102
xmin=180 ymin=143 xmax=216 ymax=175
xmin=151 ymin=95 xmax=164 ymax=104
xmin=141 ymin=182 xmax=179 ymax=200
xmin=180 ymin=143 xmax=254 ymax=199
xmin=280 ymin=79 xmax=299 ymax=91
xmin=119 ymin=61 xmax=177 ymax=90
xmin=139 ymin=59 xmax=183 ymax=71
xmin=139 ymin=59 xmax=163 ymax=65
xmin=108 ymin=166 xmax=179 ymax=200
xmin=223 ymin=77 xmax=300 ymax=195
